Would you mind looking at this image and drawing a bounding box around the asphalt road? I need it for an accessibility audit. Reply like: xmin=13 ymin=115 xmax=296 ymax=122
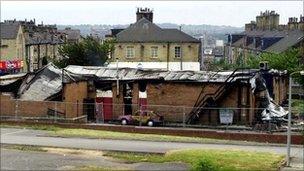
xmin=0 ymin=128 xmax=303 ymax=158
xmin=1 ymin=148 xmax=189 ymax=170
xmin=1 ymin=127 xmax=303 ymax=170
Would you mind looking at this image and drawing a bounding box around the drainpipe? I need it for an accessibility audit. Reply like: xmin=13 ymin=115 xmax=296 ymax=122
xmin=167 ymin=42 xmax=170 ymax=70
xmin=37 ymin=44 xmax=41 ymax=68
xmin=180 ymin=47 xmax=183 ymax=71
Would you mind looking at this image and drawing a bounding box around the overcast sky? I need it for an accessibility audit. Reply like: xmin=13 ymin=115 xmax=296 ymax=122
xmin=1 ymin=1 xmax=303 ymax=27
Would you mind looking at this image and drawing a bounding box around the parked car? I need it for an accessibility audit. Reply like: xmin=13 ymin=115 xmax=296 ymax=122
xmin=118 ymin=110 xmax=164 ymax=127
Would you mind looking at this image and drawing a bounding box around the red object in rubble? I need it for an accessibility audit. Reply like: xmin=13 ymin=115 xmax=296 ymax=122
xmin=0 ymin=61 xmax=7 ymax=70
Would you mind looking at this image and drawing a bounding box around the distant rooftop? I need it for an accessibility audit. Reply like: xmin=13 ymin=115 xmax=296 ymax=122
xmin=116 ymin=18 xmax=200 ymax=43
xmin=0 ymin=22 xmax=20 ymax=39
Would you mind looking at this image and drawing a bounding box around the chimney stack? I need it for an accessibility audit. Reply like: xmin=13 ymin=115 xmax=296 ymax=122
xmin=136 ymin=7 xmax=153 ymax=22
xmin=288 ymin=17 xmax=299 ymax=30
xmin=299 ymin=15 xmax=304 ymax=31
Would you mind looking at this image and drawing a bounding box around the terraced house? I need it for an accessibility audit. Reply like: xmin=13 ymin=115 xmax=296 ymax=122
xmin=1 ymin=19 xmax=81 ymax=74
xmin=0 ymin=22 xmax=26 ymax=74
xmin=225 ymin=10 xmax=304 ymax=63
xmin=108 ymin=8 xmax=201 ymax=71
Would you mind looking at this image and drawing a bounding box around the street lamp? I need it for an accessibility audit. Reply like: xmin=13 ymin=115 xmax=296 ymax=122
xmin=286 ymin=70 xmax=304 ymax=166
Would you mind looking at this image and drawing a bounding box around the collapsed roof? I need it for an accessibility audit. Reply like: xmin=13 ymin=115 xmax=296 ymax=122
xmin=64 ymin=65 xmax=258 ymax=83
xmin=0 ymin=73 xmax=27 ymax=86
xmin=17 ymin=63 xmax=63 ymax=101
xmin=5 ymin=63 xmax=286 ymax=101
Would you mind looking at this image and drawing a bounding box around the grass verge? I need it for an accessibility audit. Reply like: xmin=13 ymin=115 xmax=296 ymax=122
xmin=104 ymin=149 xmax=285 ymax=171
xmin=1 ymin=123 xmax=242 ymax=145
xmin=1 ymin=144 xmax=47 ymax=152
xmin=1 ymin=143 xmax=285 ymax=171
xmin=49 ymin=128 xmax=234 ymax=144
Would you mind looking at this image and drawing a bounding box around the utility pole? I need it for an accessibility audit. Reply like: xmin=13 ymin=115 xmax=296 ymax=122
xmin=179 ymin=25 xmax=183 ymax=71
xmin=200 ymin=36 xmax=204 ymax=70
xmin=286 ymin=70 xmax=304 ymax=166
xmin=116 ymin=58 xmax=119 ymax=97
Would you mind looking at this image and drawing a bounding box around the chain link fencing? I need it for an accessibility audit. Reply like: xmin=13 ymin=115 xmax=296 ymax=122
xmin=0 ymin=99 xmax=303 ymax=132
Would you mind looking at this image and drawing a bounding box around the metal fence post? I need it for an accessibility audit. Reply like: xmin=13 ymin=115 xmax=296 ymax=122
xmin=101 ymin=102 xmax=104 ymax=123
xmin=182 ymin=106 xmax=186 ymax=128
xmin=268 ymin=120 xmax=271 ymax=133
xmin=15 ymin=100 xmax=18 ymax=121
xmin=54 ymin=101 xmax=57 ymax=123
xmin=139 ymin=104 xmax=142 ymax=127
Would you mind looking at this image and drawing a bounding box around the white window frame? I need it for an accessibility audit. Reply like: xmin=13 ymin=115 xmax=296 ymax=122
xmin=175 ymin=46 xmax=182 ymax=58
xmin=125 ymin=46 xmax=135 ymax=58
xmin=150 ymin=46 xmax=158 ymax=58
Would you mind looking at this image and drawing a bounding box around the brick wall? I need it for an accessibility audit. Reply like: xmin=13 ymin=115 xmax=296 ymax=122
xmin=0 ymin=93 xmax=65 ymax=118
xmin=0 ymin=94 xmax=15 ymax=116
xmin=63 ymin=81 xmax=88 ymax=118
xmin=111 ymin=81 xmax=253 ymax=124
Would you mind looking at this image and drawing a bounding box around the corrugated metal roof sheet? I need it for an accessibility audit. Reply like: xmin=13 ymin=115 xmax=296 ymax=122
xmin=64 ymin=65 xmax=256 ymax=83
xmin=18 ymin=63 xmax=62 ymax=101
xmin=15 ymin=63 xmax=288 ymax=101
xmin=0 ymin=73 xmax=27 ymax=86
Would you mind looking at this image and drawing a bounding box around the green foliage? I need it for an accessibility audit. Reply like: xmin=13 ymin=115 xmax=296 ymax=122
xmin=212 ymin=48 xmax=304 ymax=86
xmin=53 ymin=36 xmax=115 ymax=68
xmin=255 ymin=48 xmax=304 ymax=86
xmin=104 ymin=149 xmax=284 ymax=171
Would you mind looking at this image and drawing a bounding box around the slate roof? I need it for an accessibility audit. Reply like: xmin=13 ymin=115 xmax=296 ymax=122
xmin=58 ymin=29 xmax=81 ymax=40
xmin=25 ymin=32 xmax=64 ymax=45
xmin=231 ymin=29 xmax=304 ymax=53
xmin=116 ymin=18 xmax=200 ymax=43
xmin=266 ymin=30 xmax=304 ymax=53
xmin=0 ymin=22 xmax=20 ymax=39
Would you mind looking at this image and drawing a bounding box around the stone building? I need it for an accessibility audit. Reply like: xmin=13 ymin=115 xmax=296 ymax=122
xmin=25 ymin=31 xmax=64 ymax=71
xmin=1 ymin=19 xmax=83 ymax=73
xmin=108 ymin=8 xmax=201 ymax=71
xmin=0 ymin=22 xmax=26 ymax=74
xmin=225 ymin=11 xmax=304 ymax=64
xmin=57 ymin=27 xmax=81 ymax=43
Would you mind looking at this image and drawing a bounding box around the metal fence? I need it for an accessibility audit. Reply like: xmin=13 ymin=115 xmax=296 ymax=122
xmin=0 ymin=99 xmax=303 ymax=132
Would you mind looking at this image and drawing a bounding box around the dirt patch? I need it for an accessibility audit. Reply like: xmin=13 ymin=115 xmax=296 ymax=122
xmin=42 ymin=147 xmax=104 ymax=158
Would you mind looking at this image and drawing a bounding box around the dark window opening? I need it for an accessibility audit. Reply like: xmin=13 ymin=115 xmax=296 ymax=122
xmin=83 ymin=98 xmax=95 ymax=121
xmin=138 ymin=81 xmax=147 ymax=92
xmin=123 ymin=83 xmax=133 ymax=115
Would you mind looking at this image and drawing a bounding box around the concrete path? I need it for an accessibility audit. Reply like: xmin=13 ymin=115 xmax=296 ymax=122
xmin=1 ymin=128 xmax=303 ymax=170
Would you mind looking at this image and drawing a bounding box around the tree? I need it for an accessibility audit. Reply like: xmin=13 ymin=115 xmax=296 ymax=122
xmin=54 ymin=36 xmax=115 ymax=68
xmin=211 ymin=48 xmax=304 ymax=86
xmin=247 ymin=48 xmax=304 ymax=86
